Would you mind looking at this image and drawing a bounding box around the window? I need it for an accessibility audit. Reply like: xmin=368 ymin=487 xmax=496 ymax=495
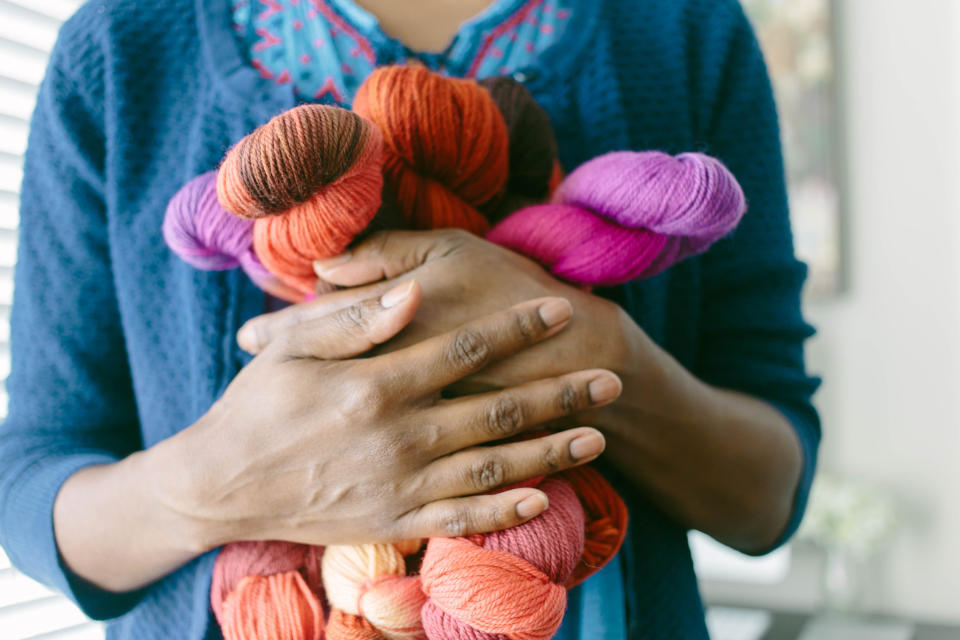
xmin=0 ymin=1 xmax=104 ymax=637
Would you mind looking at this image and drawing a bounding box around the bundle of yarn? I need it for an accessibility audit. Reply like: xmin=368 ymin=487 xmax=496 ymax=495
xmin=164 ymin=64 xmax=746 ymax=640
xmin=162 ymin=170 xmax=303 ymax=302
xmin=210 ymin=541 xmax=326 ymax=640
xmin=215 ymin=104 xmax=386 ymax=298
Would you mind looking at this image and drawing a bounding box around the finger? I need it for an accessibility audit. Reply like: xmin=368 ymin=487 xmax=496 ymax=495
xmin=373 ymin=296 xmax=574 ymax=394
xmin=418 ymin=427 xmax=606 ymax=503
xmin=259 ymin=280 xmax=422 ymax=360
xmin=237 ymin=279 xmax=402 ymax=354
xmin=398 ymin=487 xmax=550 ymax=539
xmin=312 ymin=229 xmax=471 ymax=287
xmin=432 ymin=370 xmax=622 ymax=453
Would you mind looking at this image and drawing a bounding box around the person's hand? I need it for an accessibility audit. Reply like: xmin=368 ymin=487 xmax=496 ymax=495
xmin=237 ymin=230 xmax=649 ymax=395
xmin=227 ymin=231 xmax=806 ymax=556
xmin=153 ymin=280 xmax=622 ymax=550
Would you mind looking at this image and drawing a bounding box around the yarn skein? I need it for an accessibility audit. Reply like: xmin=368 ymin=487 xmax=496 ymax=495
xmin=322 ymin=540 xmax=427 ymax=640
xmin=352 ymin=65 xmax=508 ymax=234
xmin=163 ymin=171 xmax=303 ymax=302
xmin=559 ymin=466 xmax=629 ymax=588
xmin=216 ymin=104 xmax=385 ymax=299
xmin=419 ymin=479 xmax=585 ymax=640
xmin=477 ymin=76 xmax=561 ymax=221
xmin=487 ymin=151 xmax=747 ymax=286
xmin=210 ymin=541 xmax=326 ymax=640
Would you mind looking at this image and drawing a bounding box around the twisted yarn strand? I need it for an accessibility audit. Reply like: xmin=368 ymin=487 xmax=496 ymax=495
xmin=488 ymin=150 xmax=747 ymax=285
xmin=420 ymin=479 xmax=585 ymax=640
xmin=353 ymin=65 xmax=507 ymax=234
xmin=211 ymin=541 xmax=325 ymax=640
xmin=216 ymin=104 xmax=385 ymax=298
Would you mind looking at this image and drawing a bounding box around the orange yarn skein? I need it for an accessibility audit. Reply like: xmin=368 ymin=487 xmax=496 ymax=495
xmin=352 ymin=65 xmax=509 ymax=234
xmin=210 ymin=541 xmax=326 ymax=640
xmin=217 ymin=104 xmax=385 ymax=298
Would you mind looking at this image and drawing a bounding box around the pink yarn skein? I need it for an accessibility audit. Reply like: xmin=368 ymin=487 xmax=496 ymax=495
xmin=419 ymin=479 xmax=586 ymax=640
xmin=487 ymin=151 xmax=747 ymax=286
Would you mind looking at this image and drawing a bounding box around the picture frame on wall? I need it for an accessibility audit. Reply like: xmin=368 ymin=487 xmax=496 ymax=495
xmin=741 ymin=0 xmax=846 ymax=297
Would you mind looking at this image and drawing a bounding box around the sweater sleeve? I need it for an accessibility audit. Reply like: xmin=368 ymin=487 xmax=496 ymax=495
xmin=0 ymin=10 xmax=146 ymax=619
xmin=692 ymin=2 xmax=822 ymax=551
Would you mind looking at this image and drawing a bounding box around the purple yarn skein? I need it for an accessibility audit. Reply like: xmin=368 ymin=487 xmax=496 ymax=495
xmin=163 ymin=171 xmax=272 ymax=284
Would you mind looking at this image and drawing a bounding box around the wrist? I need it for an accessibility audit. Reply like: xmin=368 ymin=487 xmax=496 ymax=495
xmin=139 ymin=426 xmax=232 ymax=554
xmin=606 ymin=302 xmax=705 ymax=414
xmin=608 ymin=303 xmax=662 ymax=382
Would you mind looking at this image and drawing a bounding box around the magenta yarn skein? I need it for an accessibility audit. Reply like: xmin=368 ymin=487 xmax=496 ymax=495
xmin=487 ymin=151 xmax=747 ymax=286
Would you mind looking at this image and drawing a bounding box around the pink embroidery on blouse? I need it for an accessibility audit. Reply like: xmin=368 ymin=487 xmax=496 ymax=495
xmin=309 ymin=0 xmax=376 ymax=63
xmin=251 ymin=58 xmax=273 ymax=79
xmin=253 ymin=26 xmax=281 ymax=52
xmin=314 ymin=76 xmax=344 ymax=102
xmin=466 ymin=0 xmax=547 ymax=78
xmin=257 ymin=0 xmax=283 ymax=21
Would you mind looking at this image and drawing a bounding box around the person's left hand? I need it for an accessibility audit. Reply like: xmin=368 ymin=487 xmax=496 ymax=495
xmin=237 ymin=229 xmax=652 ymax=396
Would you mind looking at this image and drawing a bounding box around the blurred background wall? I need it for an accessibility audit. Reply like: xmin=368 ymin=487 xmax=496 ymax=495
xmin=811 ymin=0 xmax=960 ymax=621
xmin=702 ymin=0 xmax=960 ymax=631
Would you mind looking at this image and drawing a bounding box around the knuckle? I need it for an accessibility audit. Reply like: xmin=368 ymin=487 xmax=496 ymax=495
xmin=540 ymin=441 xmax=563 ymax=472
xmin=342 ymin=375 xmax=389 ymax=418
xmin=440 ymin=508 xmax=470 ymax=537
xmin=513 ymin=308 xmax=539 ymax=341
xmin=557 ymin=382 xmax=584 ymax=414
xmin=448 ymin=329 xmax=491 ymax=370
xmin=466 ymin=454 xmax=507 ymax=491
xmin=375 ymin=429 xmax=419 ymax=461
xmin=441 ymin=228 xmax=470 ymax=243
xmin=335 ymin=302 xmax=369 ymax=333
xmin=371 ymin=231 xmax=392 ymax=254
xmin=485 ymin=396 xmax=523 ymax=438
xmin=486 ymin=502 xmax=507 ymax=531
xmin=438 ymin=229 xmax=471 ymax=256
xmin=417 ymin=423 xmax=443 ymax=451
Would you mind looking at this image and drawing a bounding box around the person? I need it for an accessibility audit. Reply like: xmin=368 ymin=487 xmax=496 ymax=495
xmin=0 ymin=0 xmax=821 ymax=638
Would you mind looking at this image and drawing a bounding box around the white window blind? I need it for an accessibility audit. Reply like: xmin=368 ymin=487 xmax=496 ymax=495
xmin=0 ymin=1 xmax=105 ymax=638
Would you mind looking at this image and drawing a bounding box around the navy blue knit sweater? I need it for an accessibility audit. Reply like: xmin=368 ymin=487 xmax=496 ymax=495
xmin=0 ymin=0 xmax=820 ymax=638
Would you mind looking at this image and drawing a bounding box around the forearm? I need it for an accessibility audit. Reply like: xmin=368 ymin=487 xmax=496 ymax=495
xmin=602 ymin=318 xmax=803 ymax=554
xmin=52 ymin=434 xmax=216 ymax=593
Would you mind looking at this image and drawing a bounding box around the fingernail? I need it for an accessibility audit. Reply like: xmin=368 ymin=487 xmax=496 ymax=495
xmin=538 ymin=299 xmax=572 ymax=328
xmin=569 ymin=432 xmax=605 ymax=461
xmin=588 ymin=374 xmax=622 ymax=404
xmin=381 ymin=281 xmax=415 ymax=308
xmin=313 ymin=252 xmax=352 ymax=275
xmin=516 ymin=493 xmax=549 ymax=519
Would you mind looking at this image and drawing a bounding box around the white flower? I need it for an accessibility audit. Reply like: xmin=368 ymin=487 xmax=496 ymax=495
xmin=798 ymin=474 xmax=897 ymax=558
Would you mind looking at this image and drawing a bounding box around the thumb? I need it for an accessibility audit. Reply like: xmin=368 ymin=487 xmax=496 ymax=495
xmin=240 ymin=280 xmax=421 ymax=358
xmin=313 ymin=229 xmax=469 ymax=287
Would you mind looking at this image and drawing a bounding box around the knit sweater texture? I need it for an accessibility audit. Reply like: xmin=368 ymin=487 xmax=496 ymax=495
xmin=0 ymin=0 xmax=821 ymax=638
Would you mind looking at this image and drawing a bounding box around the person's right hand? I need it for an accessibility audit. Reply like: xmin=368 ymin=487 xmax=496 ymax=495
xmin=154 ymin=280 xmax=622 ymax=551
